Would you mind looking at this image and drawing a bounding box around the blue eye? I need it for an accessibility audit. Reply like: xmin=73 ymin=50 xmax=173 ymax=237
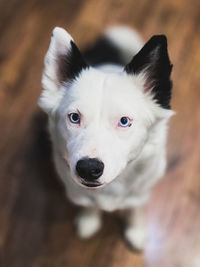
xmin=69 ymin=113 xmax=80 ymax=124
xmin=118 ymin=117 xmax=131 ymax=127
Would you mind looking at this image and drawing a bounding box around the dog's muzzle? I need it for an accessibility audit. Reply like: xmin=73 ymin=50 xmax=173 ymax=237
xmin=76 ymin=157 xmax=104 ymax=187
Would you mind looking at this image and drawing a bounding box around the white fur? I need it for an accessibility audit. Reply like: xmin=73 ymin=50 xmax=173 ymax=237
xmin=75 ymin=208 xmax=101 ymax=238
xmin=104 ymin=26 xmax=144 ymax=63
xmin=39 ymin=27 xmax=74 ymax=113
xmin=48 ymin=67 xmax=173 ymax=211
xmin=125 ymin=227 xmax=146 ymax=250
xmin=38 ymin=26 xmax=174 ymax=249
xmin=124 ymin=207 xmax=146 ymax=250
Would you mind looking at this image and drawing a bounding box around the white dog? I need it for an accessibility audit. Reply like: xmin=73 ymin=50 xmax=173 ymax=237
xmin=38 ymin=26 xmax=174 ymax=250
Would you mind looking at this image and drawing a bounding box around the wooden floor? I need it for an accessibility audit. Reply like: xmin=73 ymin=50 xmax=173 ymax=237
xmin=1 ymin=0 xmax=200 ymax=266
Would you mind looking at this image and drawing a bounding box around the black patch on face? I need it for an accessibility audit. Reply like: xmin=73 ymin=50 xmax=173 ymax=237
xmin=83 ymin=37 xmax=126 ymax=66
xmin=58 ymin=40 xmax=89 ymax=82
xmin=125 ymin=35 xmax=173 ymax=109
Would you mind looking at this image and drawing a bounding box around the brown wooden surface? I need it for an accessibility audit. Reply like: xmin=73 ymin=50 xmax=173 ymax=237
xmin=0 ymin=0 xmax=200 ymax=266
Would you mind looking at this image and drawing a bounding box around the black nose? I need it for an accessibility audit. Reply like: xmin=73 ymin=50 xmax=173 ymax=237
xmin=76 ymin=158 xmax=104 ymax=181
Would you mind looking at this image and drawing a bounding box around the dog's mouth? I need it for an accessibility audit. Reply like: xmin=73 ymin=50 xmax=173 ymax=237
xmin=80 ymin=180 xmax=104 ymax=189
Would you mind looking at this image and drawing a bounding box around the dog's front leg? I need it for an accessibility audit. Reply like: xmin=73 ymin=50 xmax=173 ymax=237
xmin=124 ymin=206 xmax=146 ymax=251
xmin=75 ymin=207 xmax=102 ymax=239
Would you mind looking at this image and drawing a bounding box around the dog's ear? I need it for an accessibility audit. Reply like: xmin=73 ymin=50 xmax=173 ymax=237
xmin=125 ymin=35 xmax=172 ymax=109
xmin=39 ymin=27 xmax=88 ymax=113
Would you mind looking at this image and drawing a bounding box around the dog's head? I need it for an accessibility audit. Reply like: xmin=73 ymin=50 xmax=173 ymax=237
xmin=39 ymin=27 xmax=174 ymax=189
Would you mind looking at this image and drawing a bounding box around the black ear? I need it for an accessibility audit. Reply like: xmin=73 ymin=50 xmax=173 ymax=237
xmin=58 ymin=41 xmax=89 ymax=82
xmin=125 ymin=35 xmax=173 ymax=109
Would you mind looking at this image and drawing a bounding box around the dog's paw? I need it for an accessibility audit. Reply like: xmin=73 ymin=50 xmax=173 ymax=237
xmin=124 ymin=227 xmax=146 ymax=251
xmin=75 ymin=210 xmax=101 ymax=239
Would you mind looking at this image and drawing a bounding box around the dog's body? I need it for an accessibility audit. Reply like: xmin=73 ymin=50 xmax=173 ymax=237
xmin=38 ymin=26 xmax=173 ymax=249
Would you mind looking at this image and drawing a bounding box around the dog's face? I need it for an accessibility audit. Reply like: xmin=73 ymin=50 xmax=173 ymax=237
xmin=39 ymin=27 xmax=173 ymax=188
xmin=56 ymin=70 xmax=156 ymax=188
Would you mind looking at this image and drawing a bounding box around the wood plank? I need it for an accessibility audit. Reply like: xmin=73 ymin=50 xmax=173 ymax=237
xmin=0 ymin=0 xmax=200 ymax=266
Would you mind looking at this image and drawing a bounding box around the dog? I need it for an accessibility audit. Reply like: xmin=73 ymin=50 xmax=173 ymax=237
xmin=38 ymin=26 xmax=174 ymax=250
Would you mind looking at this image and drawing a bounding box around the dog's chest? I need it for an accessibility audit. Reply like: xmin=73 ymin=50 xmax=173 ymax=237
xmin=87 ymin=190 xmax=149 ymax=211
xmin=66 ymin=168 xmax=150 ymax=212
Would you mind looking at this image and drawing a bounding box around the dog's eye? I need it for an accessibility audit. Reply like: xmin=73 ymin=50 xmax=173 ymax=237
xmin=118 ymin=117 xmax=132 ymax=127
xmin=68 ymin=113 xmax=80 ymax=124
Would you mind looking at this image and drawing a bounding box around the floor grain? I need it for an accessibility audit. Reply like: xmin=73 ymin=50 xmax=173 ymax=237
xmin=0 ymin=0 xmax=200 ymax=266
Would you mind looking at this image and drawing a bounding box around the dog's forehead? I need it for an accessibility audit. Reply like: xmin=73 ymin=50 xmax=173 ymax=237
xmin=68 ymin=68 xmax=144 ymax=104
xmin=60 ymin=67 xmax=153 ymax=121
xmin=71 ymin=68 xmax=106 ymax=99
